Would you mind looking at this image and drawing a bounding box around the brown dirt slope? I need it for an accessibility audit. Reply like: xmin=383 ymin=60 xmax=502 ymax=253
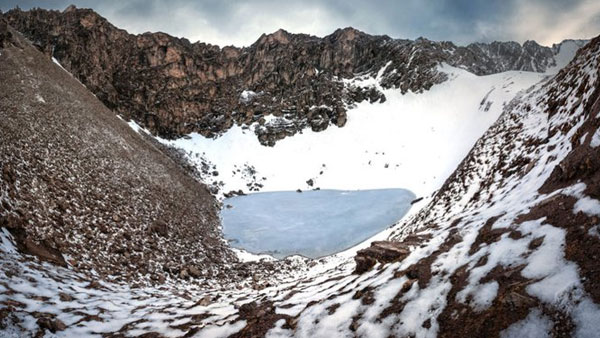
xmin=0 ymin=21 xmax=235 ymax=284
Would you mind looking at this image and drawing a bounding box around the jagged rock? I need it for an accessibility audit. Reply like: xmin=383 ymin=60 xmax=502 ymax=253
xmin=1 ymin=7 xmax=581 ymax=145
xmin=5 ymin=226 xmax=67 ymax=267
xmin=58 ymin=292 xmax=73 ymax=302
xmin=354 ymin=240 xmax=410 ymax=273
xmin=149 ymin=220 xmax=169 ymax=237
xmin=0 ymin=18 xmax=12 ymax=48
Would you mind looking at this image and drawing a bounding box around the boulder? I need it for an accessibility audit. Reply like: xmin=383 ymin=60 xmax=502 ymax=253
xmin=354 ymin=241 xmax=410 ymax=274
xmin=188 ymin=265 xmax=202 ymax=278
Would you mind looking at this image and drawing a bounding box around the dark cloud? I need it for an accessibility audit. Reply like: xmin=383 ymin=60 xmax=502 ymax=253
xmin=1 ymin=0 xmax=598 ymax=46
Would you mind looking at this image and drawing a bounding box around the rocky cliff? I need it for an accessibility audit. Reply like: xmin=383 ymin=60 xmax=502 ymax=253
xmin=2 ymin=6 xmax=585 ymax=145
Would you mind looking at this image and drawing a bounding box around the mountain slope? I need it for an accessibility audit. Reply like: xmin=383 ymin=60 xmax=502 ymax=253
xmin=1 ymin=8 xmax=599 ymax=338
xmin=257 ymin=33 xmax=600 ymax=337
xmin=2 ymin=6 xmax=586 ymax=146
xmin=0 ymin=21 xmax=235 ymax=284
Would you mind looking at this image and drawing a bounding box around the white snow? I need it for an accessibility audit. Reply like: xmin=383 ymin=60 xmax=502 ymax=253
xmin=574 ymin=196 xmax=600 ymax=216
xmin=230 ymin=248 xmax=276 ymax=262
xmin=501 ymin=309 xmax=552 ymax=338
xmin=158 ymin=65 xmax=546 ymax=199
xmin=52 ymin=57 xmax=67 ymax=71
xmin=547 ymin=40 xmax=587 ymax=74
xmin=240 ymin=90 xmax=258 ymax=103
xmin=34 ymin=94 xmax=46 ymax=103
xmin=590 ymin=129 xmax=600 ymax=147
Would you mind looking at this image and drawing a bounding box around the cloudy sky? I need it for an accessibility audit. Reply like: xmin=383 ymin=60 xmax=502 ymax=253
xmin=1 ymin=0 xmax=599 ymax=47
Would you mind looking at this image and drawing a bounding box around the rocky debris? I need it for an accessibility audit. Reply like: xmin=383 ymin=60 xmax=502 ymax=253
xmin=410 ymin=197 xmax=424 ymax=204
xmin=0 ymin=25 xmax=236 ymax=283
xmin=354 ymin=240 xmax=410 ymax=273
xmin=149 ymin=220 xmax=169 ymax=237
xmin=1 ymin=7 xmax=583 ymax=145
xmin=188 ymin=266 xmax=202 ymax=278
xmin=223 ymin=190 xmax=246 ymax=198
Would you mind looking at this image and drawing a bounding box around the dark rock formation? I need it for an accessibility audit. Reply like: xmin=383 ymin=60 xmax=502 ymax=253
xmin=354 ymin=240 xmax=410 ymax=273
xmin=0 ymin=18 xmax=12 ymax=47
xmin=1 ymin=6 xmax=581 ymax=145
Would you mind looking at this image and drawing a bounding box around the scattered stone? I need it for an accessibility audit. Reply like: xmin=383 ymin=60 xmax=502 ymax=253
xmin=188 ymin=266 xmax=202 ymax=278
xmin=37 ymin=317 xmax=66 ymax=333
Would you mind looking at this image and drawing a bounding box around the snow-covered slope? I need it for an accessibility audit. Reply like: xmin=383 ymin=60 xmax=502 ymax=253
xmin=254 ymin=35 xmax=600 ymax=337
xmin=151 ymin=41 xmax=584 ymax=202
xmin=156 ymin=66 xmax=544 ymax=199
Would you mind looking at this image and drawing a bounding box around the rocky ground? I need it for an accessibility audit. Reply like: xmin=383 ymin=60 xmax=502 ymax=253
xmin=1 ymin=6 xmax=586 ymax=145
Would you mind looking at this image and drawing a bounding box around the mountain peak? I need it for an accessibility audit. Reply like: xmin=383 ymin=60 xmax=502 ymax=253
xmin=63 ymin=4 xmax=77 ymax=13
xmin=257 ymin=28 xmax=291 ymax=44
xmin=330 ymin=26 xmax=365 ymax=41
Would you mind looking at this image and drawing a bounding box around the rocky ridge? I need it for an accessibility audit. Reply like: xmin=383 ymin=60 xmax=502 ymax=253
xmin=2 ymin=6 xmax=586 ymax=145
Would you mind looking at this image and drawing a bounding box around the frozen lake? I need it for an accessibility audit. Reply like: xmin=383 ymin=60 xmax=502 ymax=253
xmin=221 ymin=189 xmax=415 ymax=259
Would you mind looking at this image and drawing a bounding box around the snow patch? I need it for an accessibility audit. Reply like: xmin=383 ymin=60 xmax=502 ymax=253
xmin=590 ymin=129 xmax=600 ymax=147
xmin=240 ymin=90 xmax=258 ymax=103
xmin=501 ymin=309 xmax=552 ymax=338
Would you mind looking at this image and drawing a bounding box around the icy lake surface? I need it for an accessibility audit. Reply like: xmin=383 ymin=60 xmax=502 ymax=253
xmin=221 ymin=189 xmax=415 ymax=258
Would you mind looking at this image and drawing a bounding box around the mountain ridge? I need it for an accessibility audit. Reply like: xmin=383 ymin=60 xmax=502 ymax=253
xmin=2 ymin=6 xmax=587 ymax=146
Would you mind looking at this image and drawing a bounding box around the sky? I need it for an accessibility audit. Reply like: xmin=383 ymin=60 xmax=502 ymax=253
xmin=1 ymin=0 xmax=599 ymax=47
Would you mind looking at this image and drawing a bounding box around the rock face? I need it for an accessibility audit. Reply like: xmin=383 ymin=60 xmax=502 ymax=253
xmin=0 ymin=23 xmax=235 ymax=282
xmin=2 ymin=6 xmax=583 ymax=145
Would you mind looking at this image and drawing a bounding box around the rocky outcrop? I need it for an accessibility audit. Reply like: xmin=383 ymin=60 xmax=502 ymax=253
xmin=354 ymin=241 xmax=410 ymax=273
xmin=2 ymin=6 xmax=582 ymax=145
